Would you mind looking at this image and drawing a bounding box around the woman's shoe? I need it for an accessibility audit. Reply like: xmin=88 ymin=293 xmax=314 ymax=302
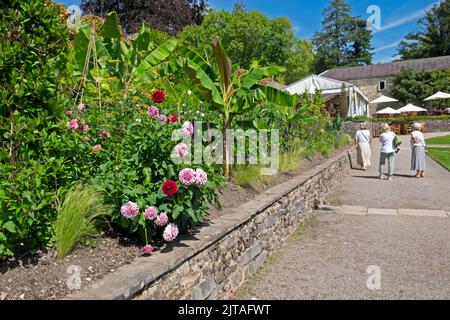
xmin=420 ymin=172 xmax=425 ymax=178
xmin=379 ymin=174 xmax=384 ymax=180
xmin=387 ymin=176 xmax=393 ymax=181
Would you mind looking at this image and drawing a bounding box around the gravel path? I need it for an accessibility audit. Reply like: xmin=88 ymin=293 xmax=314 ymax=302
xmin=326 ymin=132 xmax=450 ymax=210
xmin=237 ymin=132 xmax=450 ymax=300
xmin=238 ymin=213 xmax=450 ymax=300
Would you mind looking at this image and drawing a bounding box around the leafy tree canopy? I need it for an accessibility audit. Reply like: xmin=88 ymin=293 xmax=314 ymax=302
xmin=389 ymin=67 xmax=450 ymax=106
xmin=180 ymin=6 xmax=314 ymax=84
xmin=398 ymin=0 xmax=450 ymax=60
xmin=313 ymin=0 xmax=373 ymax=73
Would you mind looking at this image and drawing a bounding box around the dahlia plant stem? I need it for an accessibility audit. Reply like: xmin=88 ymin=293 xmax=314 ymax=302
xmin=143 ymin=218 xmax=149 ymax=246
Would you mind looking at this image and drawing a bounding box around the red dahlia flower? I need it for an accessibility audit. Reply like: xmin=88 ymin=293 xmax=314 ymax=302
xmin=162 ymin=180 xmax=178 ymax=197
xmin=168 ymin=114 xmax=178 ymax=124
xmin=152 ymin=90 xmax=166 ymax=104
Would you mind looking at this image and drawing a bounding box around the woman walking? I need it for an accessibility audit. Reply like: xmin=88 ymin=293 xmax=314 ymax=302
xmin=355 ymin=123 xmax=372 ymax=170
xmin=410 ymin=123 xmax=426 ymax=178
xmin=379 ymin=124 xmax=397 ymax=181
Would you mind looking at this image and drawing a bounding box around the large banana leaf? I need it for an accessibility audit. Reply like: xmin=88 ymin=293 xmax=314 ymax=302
xmin=73 ymin=26 xmax=110 ymax=72
xmin=241 ymin=66 xmax=286 ymax=90
xmin=212 ymin=37 xmax=232 ymax=90
xmin=100 ymin=12 xmax=122 ymax=40
xmin=179 ymin=46 xmax=216 ymax=80
xmin=133 ymin=38 xmax=178 ymax=83
xmin=256 ymin=85 xmax=297 ymax=107
xmin=184 ymin=58 xmax=224 ymax=108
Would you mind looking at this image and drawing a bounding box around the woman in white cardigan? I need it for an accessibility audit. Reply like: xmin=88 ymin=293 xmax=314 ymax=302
xmin=355 ymin=123 xmax=372 ymax=171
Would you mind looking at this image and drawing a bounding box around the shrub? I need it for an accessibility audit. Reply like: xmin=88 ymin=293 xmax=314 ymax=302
xmin=55 ymin=184 xmax=109 ymax=258
xmin=0 ymin=0 xmax=71 ymax=256
xmin=334 ymin=134 xmax=352 ymax=149
xmin=280 ymin=143 xmax=307 ymax=173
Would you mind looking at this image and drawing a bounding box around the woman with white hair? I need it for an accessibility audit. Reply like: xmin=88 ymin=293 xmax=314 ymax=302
xmin=379 ymin=124 xmax=397 ymax=180
xmin=355 ymin=123 xmax=372 ymax=170
xmin=410 ymin=123 xmax=426 ymax=178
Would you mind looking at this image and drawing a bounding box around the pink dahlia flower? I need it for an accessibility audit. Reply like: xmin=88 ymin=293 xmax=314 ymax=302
xmin=179 ymin=168 xmax=197 ymax=186
xmin=174 ymin=143 xmax=189 ymax=158
xmin=158 ymin=114 xmax=167 ymax=124
xmin=82 ymin=123 xmax=89 ymax=132
xmin=140 ymin=244 xmax=154 ymax=255
xmin=182 ymin=121 xmax=194 ymax=136
xmin=163 ymin=223 xmax=179 ymax=242
xmin=82 ymin=136 xmax=90 ymax=142
xmin=144 ymin=207 xmax=158 ymax=220
xmin=121 ymin=202 xmax=139 ymax=219
xmin=66 ymin=110 xmax=73 ymax=116
xmin=77 ymin=103 xmax=86 ymax=111
xmin=195 ymin=168 xmax=208 ymax=186
xmin=156 ymin=212 xmax=169 ymax=227
xmin=67 ymin=118 xmax=79 ymax=131
xmin=147 ymin=106 xmax=159 ymax=119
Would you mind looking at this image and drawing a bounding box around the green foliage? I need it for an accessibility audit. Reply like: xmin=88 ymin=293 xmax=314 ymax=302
xmin=180 ymin=9 xmax=314 ymax=83
xmin=390 ymin=68 xmax=450 ymax=106
xmin=0 ymin=0 xmax=73 ymax=256
xmin=0 ymin=0 xmax=70 ymax=117
xmin=279 ymin=142 xmax=307 ymax=173
xmin=334 ymin=134 xmax=352 ymax=149
xmin=398 ymin=0 xmax=450 ymax=59
xmin=70 ymin=12 xmax=178 ymax=100
xmin=313 ymin=0 xmax=373 ymax=73
xmin=182 ymin=37 xmax=297 ymax=176
xmin=55 ymin=184 xmax=109 ymax=258
xmin=82 ymin=99 xmax=223 ymax=240
xmin=234 ymin=165 xmax=268 ymax=192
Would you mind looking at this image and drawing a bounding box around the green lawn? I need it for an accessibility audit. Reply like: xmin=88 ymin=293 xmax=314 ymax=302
xmin=426 ymin=135 xmax=450 ymax=145
xmin=428 ymin=148 xmax=450 ymax=170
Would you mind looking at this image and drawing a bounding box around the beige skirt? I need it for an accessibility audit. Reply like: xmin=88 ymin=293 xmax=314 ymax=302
xmin=357 ymin=142 xmax=372 ymax=167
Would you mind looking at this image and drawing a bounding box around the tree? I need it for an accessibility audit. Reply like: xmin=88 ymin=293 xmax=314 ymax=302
xmin=284 ymin=40 xmax=315 ymax=84
xmin=313 ymin=0 xmax=373 ymax=73
xmin=389 ymin=67 xmax=450 ymax=106
xmin=180 ymin=9 xmax=314 ymax=84
xmin=398 ymin=0 xmax=450 ymax=60
xmin=80 ymin=0 xmax=207 ymax=35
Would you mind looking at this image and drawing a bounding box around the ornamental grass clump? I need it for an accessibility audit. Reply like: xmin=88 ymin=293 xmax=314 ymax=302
xmin=55 ymin=185 xmax=109 ymax=259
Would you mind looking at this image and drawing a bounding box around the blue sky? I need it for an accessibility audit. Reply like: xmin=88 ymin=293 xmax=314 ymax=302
xmin=59 ymin=0 xmax=442 ymax=63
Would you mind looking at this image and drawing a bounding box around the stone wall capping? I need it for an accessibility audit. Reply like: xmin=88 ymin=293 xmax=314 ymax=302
xmin=65 ymin=149 xmax=353 ymax=300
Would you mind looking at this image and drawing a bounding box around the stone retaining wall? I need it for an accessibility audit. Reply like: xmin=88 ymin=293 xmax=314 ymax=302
xmin=66 ymin=150 xmax=353 ymax=300
xmin=342 ymin=119 xmax=450 ymax=138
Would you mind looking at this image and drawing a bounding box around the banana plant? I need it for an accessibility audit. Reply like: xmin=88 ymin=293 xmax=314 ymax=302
xmin=182 ymin=37 xmax=298 ymax=177
xmin=72 ymin=12 xmax=178 ymax=99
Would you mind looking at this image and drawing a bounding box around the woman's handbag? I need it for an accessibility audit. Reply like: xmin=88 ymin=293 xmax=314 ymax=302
xmin=394 ymin=135 xmax=402 ymax=148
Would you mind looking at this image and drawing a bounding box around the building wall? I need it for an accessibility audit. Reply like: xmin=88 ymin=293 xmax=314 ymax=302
xmin=347 ymin=77 xmax=402 ymax=116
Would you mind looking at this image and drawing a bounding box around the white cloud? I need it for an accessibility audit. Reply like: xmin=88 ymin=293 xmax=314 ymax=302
xmin=373 ymin=41 xmax=401 ymax=53
xmin=374 ymin=1 xmax=441 ymax=33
